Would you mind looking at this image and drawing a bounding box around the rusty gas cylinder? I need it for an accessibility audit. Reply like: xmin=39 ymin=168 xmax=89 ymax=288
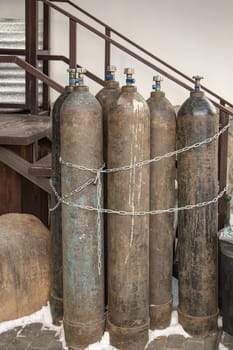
xmin=177 ymin=76 xmax=219 ymax=336
xmin=60 ymin=68 xmax=105 ymax=349
xmin=0 ymin=213 xmax=51 ymax=322
xmin=147 ymin=76 xmax=176 ymax=329
xmin=96 ymin=65 xmax=121 ymax=306
xmin=107 ymin=68 xmax=150 ymax=350
xmin=50 ymin=68 xmax=75 ymax=325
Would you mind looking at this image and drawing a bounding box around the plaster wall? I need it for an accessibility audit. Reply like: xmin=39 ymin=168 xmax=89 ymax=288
xmin=1 ymin=0 xmax=233 ymax=106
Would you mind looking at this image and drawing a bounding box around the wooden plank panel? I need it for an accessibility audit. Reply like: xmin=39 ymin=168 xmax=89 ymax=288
xmin=0 ymin=146 xmax=51 ymax=193
xmin=0 ymin=162 xmax=21 ymax=214
xmin=21 ymin=177 xmax=48 ymax=226
xmin=0 ymin=115 xmax=51 ymax=145
xmin=28 ymin=153 xmax=52 ymax=177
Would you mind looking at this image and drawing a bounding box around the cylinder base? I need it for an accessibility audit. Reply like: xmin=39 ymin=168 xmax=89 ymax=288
xmin=178 ymin=308 xmax=219 ymax=336
xmin=150 ymin=299 xmax=172 ymax=329
xmin=50 ymin=293 xmax=63 ymax=325
xmin=108 ymin=319 xmax=149 ymax=350
xmin=64 ymin=318 xmax=105 ymax=350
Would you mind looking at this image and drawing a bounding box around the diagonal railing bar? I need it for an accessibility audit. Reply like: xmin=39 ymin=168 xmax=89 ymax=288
xmin=0 ymin=56 xmax=64 ymax=93
xmin=38 ymin=54 xmax=105 ymax=86
xmin=0 ymin=49 xmax=104 ymax=87
xmin=60 ymin=0 xmax=233 ymax=109
xmin=38 ymin=0 xmax=233 ymax=117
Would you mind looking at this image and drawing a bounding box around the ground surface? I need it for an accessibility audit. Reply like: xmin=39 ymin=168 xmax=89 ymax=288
xmin=1 ymin=319 xmax=233 ymax=350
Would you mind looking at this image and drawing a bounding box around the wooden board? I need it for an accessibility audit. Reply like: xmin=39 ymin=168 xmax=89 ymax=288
xmin=28 ymin=153 xmax=52 ymax=177
xmin=0 ymin=114 xmax=51 ymax=145
xmin=0 ymin=146 xmax=51 ymax=193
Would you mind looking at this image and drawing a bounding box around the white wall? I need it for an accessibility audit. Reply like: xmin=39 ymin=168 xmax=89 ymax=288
xmin=2 ymin=0 xmax=233 ymax=107
xmin=1 ymin=0 xmax=24 ymax=19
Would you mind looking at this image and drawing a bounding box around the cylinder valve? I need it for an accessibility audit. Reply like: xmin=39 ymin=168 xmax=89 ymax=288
xmin=76 ymin=67 xmax=86 ymax=86
xmin=124 ymin=67 xmax=135 ymax=85
xmin=67 ymin=68 xmax=76 ymax=87
xmin=152 ymin=75 xmax=163 ymax=91
xmin=192 ymin=75 xmax=204 ymax=91
xmin=106 ymin=65 xmax=117 ymax=81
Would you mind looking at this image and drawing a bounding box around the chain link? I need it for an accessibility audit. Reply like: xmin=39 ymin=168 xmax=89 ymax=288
xmin=59 ymin=122 xmax=230 ymax=175
xmin=50 ymin=121 xmax=230 ymax=267
xmin=49 ymin=177 xmax=96 ymax=212
xmin=50 ymin=168 xmax=104 ymax=276
xmin=96 ymin=170 xmax=103 ymax=275
xmin=50 ymin=179 xmax=227 ymax=216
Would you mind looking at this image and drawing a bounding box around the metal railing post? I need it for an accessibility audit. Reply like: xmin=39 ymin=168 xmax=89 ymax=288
xmin=42 ymin=3 xmax=50 ymax=111
xmin=218 ymin=99 xmax=230 ymax=230
xmin=25 ymin=0 xmax=38 ymax=114
xmin=69 ymin=19 xmax=77 ymax=68
xmin=105 ymin=27 xmax=111 ymax=77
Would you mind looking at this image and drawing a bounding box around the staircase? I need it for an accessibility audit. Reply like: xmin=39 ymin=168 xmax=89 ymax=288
xmin=0 ymin=0 xmax=232 ymax=228
xmin=0 ymin=18 xmax=44 ymax=107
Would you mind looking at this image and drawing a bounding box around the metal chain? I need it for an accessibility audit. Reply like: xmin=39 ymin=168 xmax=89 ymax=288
xmin=59 ymin=122 xmax=230 ymax=174
xmin=96 ymin=170 xmax=103 ymax=275
xmin=51 ymin=184 xmax=227 ymax=216
xmin=49 ymin=177 xmax=96 ymax=212
xmin=49 ymin=169 xmax=104 ymax=275
xmin=50 ymin=120 xmax=230 ymax=266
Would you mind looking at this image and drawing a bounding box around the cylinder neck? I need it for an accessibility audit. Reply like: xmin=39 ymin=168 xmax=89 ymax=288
xmin=104 ymin=80 xmax=120 ymax=89
xmin=65 ymin=85 xmax=74 ymax=92
xmin=151 ymin=91 xmax=165 ymax=98
xmin=190 ymin=91 xmax=204 ymax=98
xmin=74 ymin=85 xmax=89 ymax=92
xmin=122 ymin=85 xmax=137 ymax=93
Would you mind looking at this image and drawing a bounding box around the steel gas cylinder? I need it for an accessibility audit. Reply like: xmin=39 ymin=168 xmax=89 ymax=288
xmin=50 ymin=68 xmax=75 ymax=325
xmin=177 ymin=76 xmax=219 ymax=336
xmin=96 ymin=65 xmax=121 ymax=306
xmin=60 ymin=69 xmax=105 ymax=349
xmin=147 ymin=76 xmax=176 ymax=329
xmin=107 ymin=68 xmax=150 ymax=350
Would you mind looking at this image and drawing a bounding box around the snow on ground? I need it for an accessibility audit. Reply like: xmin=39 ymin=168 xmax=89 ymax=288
xmin=148 ymin=311 xmax=190 ymax=344
xmin=0 ymin=278 xmax=189 ymax=350
xmin=218 ymin=344 xmax=228 ymax=350
xmin=0 ymin=302 xmax=55 ymax=335
xmin=1 ymin=222 xmax=233 ymax=349
xmin=0 ymin=302 xmax=189 ymax=350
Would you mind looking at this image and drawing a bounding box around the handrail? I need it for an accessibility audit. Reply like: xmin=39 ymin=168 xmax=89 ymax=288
xmin=0 ymin=56 xmax=64 ymax=93
xmin=56 ymin=0 xmax=233 ymax=110
xmin=38 ymin=0 xmax=233 ymax=117
xmin=0 ymin=48 xmax=105 ymax=87
xmin=38 ymin=54 xmax=105 ymax=86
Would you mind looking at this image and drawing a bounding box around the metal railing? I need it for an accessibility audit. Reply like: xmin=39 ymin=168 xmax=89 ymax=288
xmin=0 ymin=0 xmax=231 ymax=228
xmin=0 ymin=55 xmax=64 ymax=93
xmin=36 ymin=0 xmax=232 ymax=229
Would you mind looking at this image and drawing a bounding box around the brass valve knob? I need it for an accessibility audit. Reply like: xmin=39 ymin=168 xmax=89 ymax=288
xmin=124 ymin=67 xmax=135 ymax=85
xmin=192 ymin=75 xmax=204 ymax=91
xmin=152 ymin=75 xmax=163 ymax=91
